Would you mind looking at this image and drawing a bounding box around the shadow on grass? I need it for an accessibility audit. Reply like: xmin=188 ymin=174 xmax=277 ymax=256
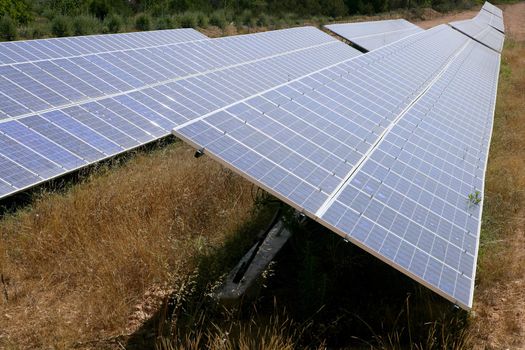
xmin=124 ymin=203 xmax=471 ymax=349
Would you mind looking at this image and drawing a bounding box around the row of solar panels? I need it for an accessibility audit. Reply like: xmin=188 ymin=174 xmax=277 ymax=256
xmin=325 ymin=19 xmax=424 ymax=51
xmin=0 ymin=27 xmax=361 ymax=196
xmin=0 ymin=1 xmax=504 ymax=310
xmin=0 ymin=29 xmax=208 ymax=65
xmin=173 ymin=5 xmax=503 ymax=309
xmin=324 ymin=3 xmax=504 ymax=53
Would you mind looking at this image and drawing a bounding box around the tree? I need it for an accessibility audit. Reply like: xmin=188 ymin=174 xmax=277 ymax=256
xmin=324 ymin=0 xmax=348 ymax=17
xmin=0 ymin=0 xmax=31 ymax=24
xmin=89 ymin=0 xmax=109 ymax=20
xmin=0 ymin=15 xmax=17 ymax=40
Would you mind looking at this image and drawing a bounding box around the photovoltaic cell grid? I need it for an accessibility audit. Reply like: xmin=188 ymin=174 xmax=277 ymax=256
xmin=322 ymin=41 xmax=499 ymax=308
xmin=482 ymin=1 xmax=503 ymax=18
xmin=450 ymin=18 xmax=505 ymax=52
xmin=0 ymin=27 xmax=361 ymax=198
xmin=324 ymin=19 xmax=424 ymax=51
xmin=475 ymin=6 xmax=504 ymax=33
xmin=0 ymin=29 xmax=208 ymax=65
xmin=173 ymin=24 xmax=502 ymax=309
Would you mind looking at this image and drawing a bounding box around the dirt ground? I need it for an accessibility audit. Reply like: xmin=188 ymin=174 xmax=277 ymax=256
xmin=419 ymin=3 xmax=525 ymax=349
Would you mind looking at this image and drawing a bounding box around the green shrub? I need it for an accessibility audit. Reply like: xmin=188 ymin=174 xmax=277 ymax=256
xmin=135 ymin=13 xmax=151 ymax=31
xmin=89 ymin=0 xmax=109 ymax=20
xmin=196 ymin=12 xmax=208 ymax=28
xmin=155 ymin=16 xmax=173 ymax=30
xmin=41 ymin=8 xmax=57 ymax=20
xmin=239 ymin=9 xmax=252 ymax=25
xmin=179 ymin=12 xmax=197 ymax=28
xmin=0 ymin=0 xmax=32 ymax=25
xmin=0 ymin=16 xmax=17 ymax=41
xmin=51 ymin=15 xmax=72 ymax=37
xmin=73 ymin=15 xmax=100 ymax=36
xmin=209 ymin=11 xmax=227 ymax=29
xmin=30 ymin=24 xmax=46 ymax=39
xmin=257 ymin=13 xmax=270 ymax=27
xmin=104 ymin=13 xmax=122 ymax=33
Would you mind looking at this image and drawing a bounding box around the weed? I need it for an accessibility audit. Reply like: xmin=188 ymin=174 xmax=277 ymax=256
xmin=468 ymin=191 xmax=482 ymax=205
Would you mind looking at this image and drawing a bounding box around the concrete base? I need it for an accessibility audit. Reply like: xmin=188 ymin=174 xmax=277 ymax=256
xmin=216 ymin=219 xmax=292 ymax=304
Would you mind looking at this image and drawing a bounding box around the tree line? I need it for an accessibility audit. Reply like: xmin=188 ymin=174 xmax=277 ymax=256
xmin=0 ymin=0 xmax=485 ymax=41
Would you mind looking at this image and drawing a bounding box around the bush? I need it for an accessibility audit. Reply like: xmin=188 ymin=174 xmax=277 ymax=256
xmin=179 ymin=12 xmax=197 ymax=28
xmin=30 ymin=24 xmax=46 ymax=39
xmin=19 ymin=22 xmax=48 ymax=39
xmin=0 ymin=0 xmax=32 ymax=25
xmin=0 ymin=16 xmax=17 ymax=41
xmin=73 ymin=15 xmax=100 ymax=36
xmin=257 ymin=13 xmax=270 ymax=27
xmin=104 ymin=14 xmax=122 ymax=33
xmin=239 ymin=9 xmax=252 ymax=25
xmin=209 ymin=11 xmax=227 ymax=29
xmin=135 ymin=13 xmax=151 ymax=31
xmin=196 ymin=12 xmax=208 ymax=28
xmin=89 ymin=0 xmax=109 ymax=20
xmin=155 ymin=16 xmax=174 ymax=30
xmin=51 ymin=15 xmax=72 ymax=37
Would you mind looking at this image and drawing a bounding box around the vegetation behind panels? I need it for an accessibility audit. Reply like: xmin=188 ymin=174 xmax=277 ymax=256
xmin=0 ymin=0 xmax=495 ymax=41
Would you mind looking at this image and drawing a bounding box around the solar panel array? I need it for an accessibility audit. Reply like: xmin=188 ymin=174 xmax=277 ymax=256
xmin=174 ymin=20 xmax=503 ymax=309
xmin=0 ymin=27 xmax=361 ymax=198
xmin=0 ymin=28 xmax=208 ymax=65
xmin=324 ymin=19 xmax=424 ymax=51
xmin=450 ymin=18 xmax=505 ymax=52
xmin=0 ymin=4 xmax=504 ymax=309
xmin=482 ymin=1 xmax=503 ymax=18
xmin=475 ymin=5 xmax=505 ymax=33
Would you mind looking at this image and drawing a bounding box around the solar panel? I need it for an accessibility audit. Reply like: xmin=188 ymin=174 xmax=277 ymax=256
xmin=482 ymin=1 xmax=503 ymax=18
xmin=325 ymin=19 xmax=424 ymax=51
xmin=0 ymin=27 xmax=361 ymax=198
xmin=0 ymin=29 xmax=208 ymax=65
xmin=450 ymin=18 xmax=505 ymax=52
xmin=173 ymin=24 xmax=502 ymax=309
xmin=475 ymin=7 xmax=505 ymax=33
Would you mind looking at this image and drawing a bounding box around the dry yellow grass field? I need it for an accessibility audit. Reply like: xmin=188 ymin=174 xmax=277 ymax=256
xmin=0 ymin=144 xmax=259 ymax=348
xmin=0 ymin=3 xmax=524 ymax=349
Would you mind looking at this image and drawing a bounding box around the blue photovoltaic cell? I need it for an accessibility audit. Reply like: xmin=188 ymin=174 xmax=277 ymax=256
xmin=63 ymin=106 xmax=139 ymax=149
xmin=173 ymin=23 xmax=502 ymax=309
xmin=42 ymin=110 xmax=123 ymax=156
xmin=0 ymin=132 xmax=63 ymax=178
xmin=0 ymin=28 xmax=207 ymax=65
xmin=0 ymin=154 xmax=41 ymax=189
xmin=322 ymin=41 xmax=499 ymax=307
xmin=0 ymin=26 xmax=361 ymax=198
xmin=0 ymin=120 xmax=86 ymax=170
xmin=450 ymin=18 xmax=505 ymax=52
xmin=475 ymin=7 xmax=504 ymax=33
xmin=325 ymin=19 xmax=424 ymax=51
xmin=482 ymin=1 xmax=503 ymax=18
xmin=18 ymin=115 xmax=106 ymax=163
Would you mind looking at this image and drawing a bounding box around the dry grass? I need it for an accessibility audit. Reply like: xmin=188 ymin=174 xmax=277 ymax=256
xmin=468 ymin=36 xmax=525 ymax=349
xmin=0 ymin=141 xmax=256 ymax=349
